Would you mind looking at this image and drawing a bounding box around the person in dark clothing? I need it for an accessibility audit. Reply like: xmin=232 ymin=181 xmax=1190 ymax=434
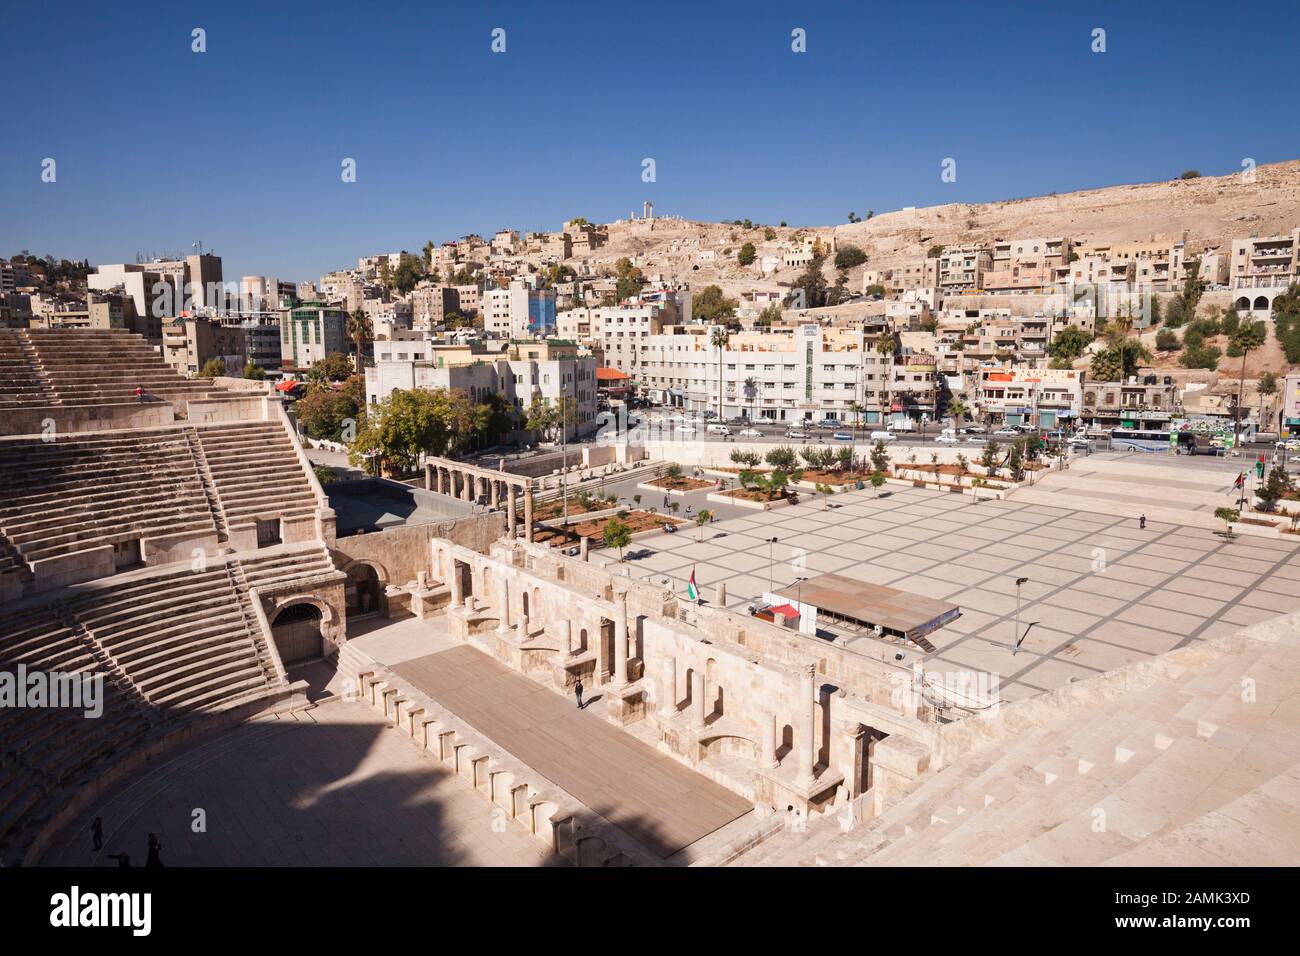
xmin=146 ymin=833 xmax=163 ymax=868
xmin=1139 ymin=514 xmax=1146 ymax=530
xmin=574 ymin=679 xmax=584 ymax=709
xmin=91 ymin=817 xmax=103 ymax=851
xmin=135 ymin=385 xmax=144 ymax=403
xmin=107 ymin=853 xmax=130 ymax=867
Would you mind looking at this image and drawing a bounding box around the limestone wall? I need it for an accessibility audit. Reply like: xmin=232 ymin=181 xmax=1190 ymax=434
xmin=334 ymin=511 xmax=504 ymax=588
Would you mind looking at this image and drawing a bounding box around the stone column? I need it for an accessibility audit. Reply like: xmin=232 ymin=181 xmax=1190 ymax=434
xmin=517 ymin=611 xmax=529 ymax=643
xmin=424 ymin=462 xmax=432 ymax=492
xmin=799 ymin=664 xmax=817 ymax=785
xmin=523 ymin=485 xmax=534 ymax=542
xmin=449 ymin=562 xmax=463 ymax=607
xmin=761 ymin=711 xmax=779 ymax=769
xmin=717 ymin=582 xmax=727 ymax=607
xmin=439 ymin=468 xmax=448 ymax=495
xmin=692 ymin=669 xmax=707 ymax=727
xmin=463 ymin=471 xmax=474 ymax=503
xmin=506 ymin=486 xmax=517 ymax=536
xmin=613 ymin=594 xmax=629 ymax=686
xmin=657 ymin=656 xmax=677 ymax=718
xmin=491 ymin=480 xmax=499 ymax=510
xmin=580 ymin=536 xmax=589 ymax=561
xmin=561 ymin=619 xmax=573 ymax=657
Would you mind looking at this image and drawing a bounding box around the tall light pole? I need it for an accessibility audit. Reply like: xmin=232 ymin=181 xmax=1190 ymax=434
xmin=768 ymin=536 xmax=778 ymax=595
xmin=1011 ymin=576 xmax=1028 ymax=655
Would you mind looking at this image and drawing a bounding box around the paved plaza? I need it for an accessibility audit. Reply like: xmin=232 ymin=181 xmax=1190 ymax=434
xmin=43 ymin=699 xmax=560 ymax=867
xmin=594 ymin=482 xmax=1300 ymax=701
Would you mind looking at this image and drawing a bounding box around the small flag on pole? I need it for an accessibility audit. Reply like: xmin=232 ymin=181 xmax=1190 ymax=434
xmin=1233 ymin=471 xmax=1245 ymax=490
xmin=687 ymin=565 xmax=699 ymax=603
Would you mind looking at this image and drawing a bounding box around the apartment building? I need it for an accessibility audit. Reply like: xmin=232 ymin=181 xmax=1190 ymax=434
xmin=862 ymin=260 xmax=932 ymax=296
xmin=976 ymin=366 xmax=1084 ymax=430
xmin=587 ymin=302 xmax=669 ymax=375
xmin=983 ymin=237 xmax=1071 ymax=293
xmin=630 ymin=323 xmax=937 ymax=426
xmin=1230 ymin=229 xmax=1300 ymax=315
xmin=364 ymin=344 xmax=599 ymax=438
xmin=1082 ymin=377 xmax=1180 ymax=429
xmin=936 ymin=245 xmax=992 ymax=295
xmin=162 ymin=316 xmax=247 ymax=376
xmin=279 ymin=301 xmax=348 ymax=369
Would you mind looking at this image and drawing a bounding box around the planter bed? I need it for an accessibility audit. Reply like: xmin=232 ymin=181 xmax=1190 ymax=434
xmin=637 ymin=476 xmax=717 ymax=496
xmin=706 ymin=490 xmax=796 ymax=511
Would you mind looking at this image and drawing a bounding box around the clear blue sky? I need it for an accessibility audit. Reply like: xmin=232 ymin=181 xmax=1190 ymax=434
xmin=4 ymin=0 xmax=1297 ymax=283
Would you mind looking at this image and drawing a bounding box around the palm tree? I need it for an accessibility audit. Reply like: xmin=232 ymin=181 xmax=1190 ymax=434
xmin=1230 ymin=322 xmax=1267 ymax=445
xmin=710 ymin=326 xmax=730 ymax=420
xmin=1258 ymin=371 xmax=1279 ymax=430
xmin=347 ymin=309 xmax=372 ymax=371
xmin=946 ymin=397 xmax=969 ymax=436
xmin=876 ymin=332 xmax=897 ymax=429
xmin=743 ymin=376 xmax=759 ymax=422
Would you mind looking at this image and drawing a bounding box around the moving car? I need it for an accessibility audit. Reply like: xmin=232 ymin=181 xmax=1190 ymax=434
xmin=706 ymin=423 xmax=730 ymax=435
xmin=993 ymin=427 xmax=1021 ymax=437
xmin=738 ymin=428 xmax=763 ymax=438
xmin=869 ymin=430 xmax=897 ymax=442
xmin=676 ymin=423 xmax=697 ymax=433
xmin=832 ymin=431 xmax=854 ymax=441
xmin=935 ymin=433 xmax=960 ymax=444
xmin=786 ymin=428 xmax=808 ymax=439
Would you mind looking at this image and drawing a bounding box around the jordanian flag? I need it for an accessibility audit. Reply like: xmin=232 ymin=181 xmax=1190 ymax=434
xmin=687 ymin=566 xmax=699 ymax=602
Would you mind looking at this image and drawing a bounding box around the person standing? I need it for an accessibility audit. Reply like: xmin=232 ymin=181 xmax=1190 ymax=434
xmin=1139 ymin=514 xmax=1146 ymax=530
xmin=90 ymin=817 xmax=103 ymax=852
xmin=574 ymin=679 xmax=584 ymax=710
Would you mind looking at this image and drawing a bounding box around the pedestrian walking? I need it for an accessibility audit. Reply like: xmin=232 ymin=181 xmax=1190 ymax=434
xmin=574 ymin=679 xmax=584 ymax=710
xmin=1139 ymin=513 xmax=1146 ymax=530
xmin=90 ymin=817 xmax=103 ymax=852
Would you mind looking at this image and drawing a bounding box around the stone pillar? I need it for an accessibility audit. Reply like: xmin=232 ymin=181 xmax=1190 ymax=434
xmin=561 ymin=619 xmax=573 ymax=656
xmin=523 ymin=485 xmax=534 ymax=542
xmin=507 ymin=486 xmax=517 ymax=536
xmin=439 ymin=468 xmax=448 ymax=495
xmin=424 ymin=463 xmax=432 ymax=492
xmin=449 ymin=562 xmax=463 ymax=607
xmin=692 ymin=669 xmax=707 ymax=727
xmin=799 ymin=664 xmax=817 ymax=785
xmin=517 ymin=611 xmax=529 ymax=643
xmin=762 ymin=711 xmax=779 ymax=769
xmin=580 ymin=536 xmax=589 ymax=561
xmin=657 ymin=656 xmax=677 ymax=718
xmin=717 ymin=582 xmax=727 ymax=607
xmin=463 ymin=471 xmax=474 ymax=503
xmin=613 ymin=594 xmax=629 ymax=686
xmin=491 ymin=480 xmax=499 ymax=510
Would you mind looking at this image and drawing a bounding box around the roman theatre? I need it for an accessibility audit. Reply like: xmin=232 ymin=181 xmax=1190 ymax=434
xmin=4 ymin=328 xmax=1299 ymax=867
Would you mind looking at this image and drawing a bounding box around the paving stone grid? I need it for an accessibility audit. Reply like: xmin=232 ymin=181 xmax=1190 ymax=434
xmin=595 ymin=485 xmax=1300 ymax=702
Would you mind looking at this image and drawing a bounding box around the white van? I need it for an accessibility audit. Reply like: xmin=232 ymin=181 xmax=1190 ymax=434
xmin=892 ymin=419 xmax=917 ymax=433
xmin=869 ymin=430 xmax=897 ymax=442
xmin=706 ymin=423 xmax=730 ymax=435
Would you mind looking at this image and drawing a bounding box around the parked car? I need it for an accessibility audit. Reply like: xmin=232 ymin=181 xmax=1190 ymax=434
xmin=786 ymin=428 xmax=808 ymax=439
xmin=869 ymin=430 xmax=897 ymax=443
xmin=832 ymin=431 xmax=854 ymax=441
xmin=935 ymin=433 xmax=960 ymax=444
xmin=817 ymin=418 xmax=841 ymax=429
xmin=676 ymin=423 xmax=697 ymax=433
xmin=706 ymin=423 xmax=730 ymax=435
xmin=738 ymin=428 xmax=763 ymax=439
xmin=994 ymin=427 xmax=1020 ymax=437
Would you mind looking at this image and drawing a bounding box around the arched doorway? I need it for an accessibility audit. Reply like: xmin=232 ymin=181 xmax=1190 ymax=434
xmin=345 ymin=563 xmax=383 ymax=618
xmin=271 ymin=602 xmax=325 ymax=666
xmin=1254 ymin=295 xmax=1270 ymax=313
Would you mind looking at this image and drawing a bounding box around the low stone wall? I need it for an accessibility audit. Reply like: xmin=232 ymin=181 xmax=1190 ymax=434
xmin=0 ymin=401 xmax=176 ymax=437
xmin=333 ymin=510 xmax=503 ymax=590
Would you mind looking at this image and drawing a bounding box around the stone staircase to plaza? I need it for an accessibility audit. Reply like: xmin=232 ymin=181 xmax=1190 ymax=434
xmin=733 ymin=612 xmax=1300 ymax=866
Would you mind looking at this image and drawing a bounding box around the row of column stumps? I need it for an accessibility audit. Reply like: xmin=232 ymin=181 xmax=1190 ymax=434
xmin=425 ymin=459 xmax=533 ymax=542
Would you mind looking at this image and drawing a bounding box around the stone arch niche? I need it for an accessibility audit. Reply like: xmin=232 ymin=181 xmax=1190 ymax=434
xmin=270 ymin=601 xmax=326 ymax=666
xmin=342 ymin=559 xmax=386 ymax=618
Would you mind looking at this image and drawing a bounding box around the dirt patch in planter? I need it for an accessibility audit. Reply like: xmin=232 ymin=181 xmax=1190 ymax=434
xmin=646 ymin=476 xmax=715 ymax=492
xmin=534 ymin=509 xmax=682 ymax=547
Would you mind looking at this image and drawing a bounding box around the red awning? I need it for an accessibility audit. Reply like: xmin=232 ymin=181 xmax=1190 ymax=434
xmin=596 ymin=367 xmax=632 ymax=382
xmin=275 ymin=380 xmax=299 ymax=392
xmin=768 ymin=603 xmax=800 ymax=619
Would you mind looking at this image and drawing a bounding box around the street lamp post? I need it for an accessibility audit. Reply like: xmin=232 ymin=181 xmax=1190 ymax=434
xmin=768 ymin=536 xmax=778 ymax=595
xmin=1011 ymin=576 xmax=1029 ymax=655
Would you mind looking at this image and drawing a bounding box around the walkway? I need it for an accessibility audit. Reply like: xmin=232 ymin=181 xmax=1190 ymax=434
xmin=392 ymin=645 xmax=751 ymax=859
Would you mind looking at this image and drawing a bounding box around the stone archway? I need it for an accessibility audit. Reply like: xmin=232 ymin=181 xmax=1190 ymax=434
xmin=343 ymin=561 xmax=385 ymax=618
xmin=270 ymin=602 xmax=325 ymax=665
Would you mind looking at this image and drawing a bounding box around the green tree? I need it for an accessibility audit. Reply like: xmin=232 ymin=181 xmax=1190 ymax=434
xmin=765 ymin=446 xmax=798 ymax=470
xmin=794 ymin=254 xmax=829 ymax=308
xmin=711 ymin=326 xmax=730 ymax=417
xmin=1214 ymin=506 xmax=1239 ymax=535
xmin=306 ymin=352 xmax=353 ymax=384
xmin=393 ymin=258 xmax=422 ymax=295
xmin=869 ymin=470 xmax=886 ymax=497
xmin=945 ymin=397 xmax=969 ymax=434
xmin=870 ymin=439 xmax=891 ymax=474
xmin=1256 ymin=468 xmax=1292 ymax=513
xmin=737 ymin=243 xmax=757 ymax=266
xmin=833 ymin=245 xmax=867 ymax=270
xmin=1048 ymin=325 xmax=1093 ymax=364
xmin=1155 ymin=328 xmax=1180 ymax=351
xmin=980 ymin=439 xmax=1000 ymax=473
xmin=1258 ymin=371 xmax=1279 ymax=426
xmin=1007 ymin=438 xmax=1026 ymax=482
xmin=242 ymin=361 xmax=265 ymax=380
xmin=297 ymin=376 xmax=363 ymax=441
xmin=1274 ymin=285 xmax=1300 ymax=364
xmin=1180 ymin=169 xmax=1201 ymax=179
xmin=694 ymin=509 xmax=713 ymax=541
xmin=603 ymin=517 xmax=633 ymax=561
xmin=694 ymin=285 xmax=738 ymax=325
xmin=199 ymin=358 xmax=227 ymax=378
